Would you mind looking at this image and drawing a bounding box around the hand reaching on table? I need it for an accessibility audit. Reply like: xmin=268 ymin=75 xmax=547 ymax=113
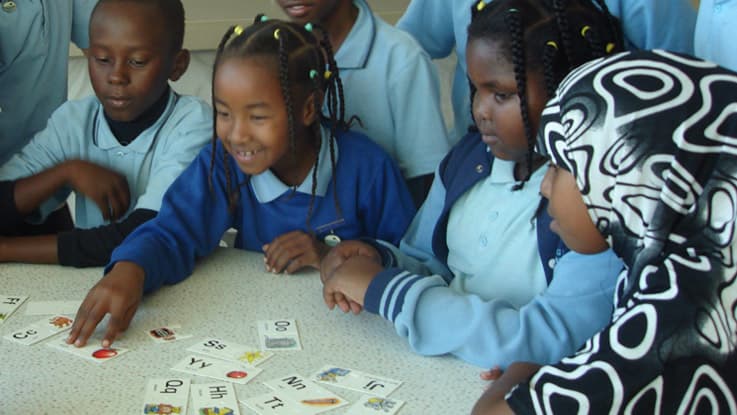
xmin=319 ymin=240 xmax=382 ymax=284
xmin=322 ymin=253 xmax=383 ymax=315
xmin=67 ymin=261 xmax=145 ymax=347
xmin=262 ymin=230 xmax=329 ymax=274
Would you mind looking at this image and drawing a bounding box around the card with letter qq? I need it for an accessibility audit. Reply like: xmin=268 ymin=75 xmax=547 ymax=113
xmin=4 ymin=315 xmax=74 ymax=346
xmin=171 ymin=355 xmax=262 ymax=385
xmin=141 ymin=378 xmax=190 ymax=415
xmin=0 ymin=295 xmax=28 ymax=325
xmin=256 ymin=319 xmax=302 ymax=351
xmin=46 ymin=335 xmax=129 ymax=363
xmin=191 ymin=383 xmax=241 ymax=415
xmin=311 ymin=365 xmax=402 ymax=397
xmin=187 ymin=337 xmax=273 ymax=366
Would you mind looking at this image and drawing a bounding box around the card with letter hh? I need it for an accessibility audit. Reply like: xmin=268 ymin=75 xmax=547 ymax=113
xmin=4 ymin=315 xmax=74 ymax=346
xmin=311 ymin=365 xmax=402 ymax=397
xmin=187 ymin=337 xmax=273 ymax=366
xmin=257 ymin=319 xmax=302 ymax=351
xmin=191 ymin=383 xmax=241 ymax=415
xmin=141 ymin=378 xmax=190 ymax=415
xmin=345 ymin=395 xmax=406 ymax=415
xmin=0 ymin=295 xmax=28 ymax=325
xmin=264 ymin=374 xmax=349 ymax=413
xmin=47 ymin=336 xmax=129 ymax=363
xmin=242 ymin=392 xmax=333 ymax=415
xmin=171 ymin=354 xmax=262 ymax=385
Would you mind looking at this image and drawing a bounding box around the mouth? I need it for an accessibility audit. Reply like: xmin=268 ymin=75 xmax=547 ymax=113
xmin=232 ymin=148 xmax=264 ymax=164
xmin=282 ymin=2 xmax=313 ymax=19
xmin=106 ymin=96 xmax=132 ymax=109
xmin=480 ymin=132 xmax=499 ymax=146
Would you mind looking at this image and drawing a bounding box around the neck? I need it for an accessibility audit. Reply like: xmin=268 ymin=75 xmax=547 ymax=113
xmin=105 ymin=86 xmax=170 ymax=146
xmin=322 ymin=1 xmax=358 ymax=53
xmin=513 ymin=153 xmax=546 ymax=181
xmin=271 ymin=129 xmax=321 ymax=187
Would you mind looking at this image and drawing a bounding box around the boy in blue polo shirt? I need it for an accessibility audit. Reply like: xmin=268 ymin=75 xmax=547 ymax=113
xmin=397 ymin=0 xmax=698 ymax=140
xmin=0 ymin=0 xmax=210 ymax=267
xmin=276 ymin=0 xmax=451 ymax=206
xmin=695 ymin=0 xmax=737 ymax=71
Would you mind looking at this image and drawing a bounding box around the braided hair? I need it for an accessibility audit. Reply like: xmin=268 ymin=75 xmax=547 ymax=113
xmin=209 ymin=17 xmax=345 ymax=229
xmin=468 ymin=0 xmax=623 ymax=190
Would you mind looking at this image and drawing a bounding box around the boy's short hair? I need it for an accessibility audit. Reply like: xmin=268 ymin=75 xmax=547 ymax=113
xmin=92 ymin=0 xmax=185 ymax=51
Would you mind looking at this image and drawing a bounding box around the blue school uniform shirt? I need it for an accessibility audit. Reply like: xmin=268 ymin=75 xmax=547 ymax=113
xmin=362 ymin=132 xmax=624 ymax=368
xmin=397 ymin=0 xmax=697 ymax=141
xmin=0 ymin=0 xmax=98 ymax=165
xmin=336 ymin=0 xmax=451 ymax=179
xmin=695 ymin=0 xmax=737 ymax=71
xmin=108 ymin=127 xmax=416 ymax=294
xmin=0 ymin=90 xmax=212 ymax=229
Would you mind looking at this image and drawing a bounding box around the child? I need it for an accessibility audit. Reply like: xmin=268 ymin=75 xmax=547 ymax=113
xmin=0 ymin=0 xmax=98 ymax=165
xmin=695 ymin=0 xmax=737 ymax=71
xmin=276 ymin=0 xmax=451 ymax=206
xmin=0 ymin=0 xmax=210 ymax=267
xmin=66 ymin=18 xmax=416 ymax=347
xmin=397 ymin=0 xmax=698 ymax=142
xmin=473 ymin=49 xmax=737 ymax=415
xmin=320 ymin=0 xmax=624 ymax=369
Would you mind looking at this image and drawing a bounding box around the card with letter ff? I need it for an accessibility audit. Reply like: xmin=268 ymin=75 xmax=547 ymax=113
xmin=141 ymin=378 xmax=190 ymax=415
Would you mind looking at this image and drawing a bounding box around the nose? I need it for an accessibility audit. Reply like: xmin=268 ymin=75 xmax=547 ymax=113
xmin=225 ymin=117 xmax=251 ymax=144
xmin=540 ymin=164 xmax=554 ymax=199
xmin=108 ymin=60 xmax=130 ymax=85
xmin=472 ymin=91 xmax=491 ymax=126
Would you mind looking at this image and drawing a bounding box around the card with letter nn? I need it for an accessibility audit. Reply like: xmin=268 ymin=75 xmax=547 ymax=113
xmin=141 ymin=378 xmax=190 ymax=415
xmin=4 ymin=315 xmax=74 ymax=346
xmin=191 ymin=383 xmax=241 ymax=415
xmin=0 ymin=295 xmax=28 ymax=325
xmin=171 ymin=355 xmax=262 ymax=385
xmin=345 ymin=395 xmax=406 ymax=415
xmin=242 ymin=392 xmax=333 ymax=415
xmin=311 ymin=365 xmax=402 ymax=397
xmin=263 ymin=373 xmax=349 ymax=414
xmin=47 ymin=335 xmax=129 ymax=363
xmin=187 ymin=337 xmax=273 ymax=366
xmin=256 ymin=319 xmax=302 ymax=351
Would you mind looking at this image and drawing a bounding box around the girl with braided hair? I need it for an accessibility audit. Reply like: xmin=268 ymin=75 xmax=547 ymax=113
xmin=320 ymin=0 xmax=624 ymax=372
xmin=67 ymin=17 xmax=415 ymax=348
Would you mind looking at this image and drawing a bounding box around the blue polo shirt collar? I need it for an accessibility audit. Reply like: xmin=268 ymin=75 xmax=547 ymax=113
xmin=335 ymin=0 xmax=375 ymax=70
xmin=251 ymin=126 xmax=337 ymax=203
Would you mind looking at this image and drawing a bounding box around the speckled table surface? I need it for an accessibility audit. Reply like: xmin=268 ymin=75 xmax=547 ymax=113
xmin=1 ymin=248 xmax=483 ymax=414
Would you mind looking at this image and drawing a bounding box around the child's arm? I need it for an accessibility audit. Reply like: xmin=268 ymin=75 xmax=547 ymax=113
xmin=614 ymin=0 xmax=696 ymax=54
xmin=396 ymin=0 xmax=457 ymax=59
xmin=472 ymin=362 xmax=541 ymax=415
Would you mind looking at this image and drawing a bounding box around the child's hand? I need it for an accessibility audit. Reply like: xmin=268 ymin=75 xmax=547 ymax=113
xmin=262 ymin=231 xmax=328 ymax=274
xmin=319 ymin=241 xmax=381 ymax=284
xmin=66 ymin=261 xmax=145 ymax=348
xmin=322 ymin=255 xmax=383 ymax=314
xmin=480 ymin=366 xmax=504 ymax=382
xmin=63 ymin=160 xmax=130 ymax=221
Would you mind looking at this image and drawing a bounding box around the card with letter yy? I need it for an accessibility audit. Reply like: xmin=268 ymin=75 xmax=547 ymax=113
xmin=0 ymin=295 xmax=28 ymax=325
xmin=141 ymin=378 xmax=190 ymax=415
xmin=311 ymin=365 xmax=402 ymax=397
xmin=171 ymin=355 xmax=262 ymax=385
xmin=47 ymin=336 xmax=129 ymax=363
xmin=4 ymin=315 xmax=74 ymax=346
xmin=256 ymin=319 xmax=302 ymax=351
xmin=263 ymin=373 xmax=349 ymax=413
xmin=190 ymin=383 xmax=241 ymax=415
xmin=187 ymin=337 xmax=273 ymax=366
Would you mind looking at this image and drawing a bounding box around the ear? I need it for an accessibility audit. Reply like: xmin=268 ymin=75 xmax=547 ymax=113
xmin=168 ymin=49 xmax=191 ymax=82
xmin=301 ymin=90 xmax=323 ymax=126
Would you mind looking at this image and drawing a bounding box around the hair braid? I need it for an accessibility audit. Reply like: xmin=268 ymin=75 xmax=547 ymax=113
xmin=552 ymin=0 xmax=575 ymax=69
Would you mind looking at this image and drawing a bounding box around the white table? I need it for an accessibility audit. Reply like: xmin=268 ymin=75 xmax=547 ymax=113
xmin=0 ymin=248 xmax=483 ymax=413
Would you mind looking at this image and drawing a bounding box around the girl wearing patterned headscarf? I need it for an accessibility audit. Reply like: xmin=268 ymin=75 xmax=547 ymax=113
xmin=474 ymin=49 xmax=737 ymax=414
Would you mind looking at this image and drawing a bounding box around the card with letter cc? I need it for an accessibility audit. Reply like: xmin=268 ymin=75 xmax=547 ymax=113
xmin=141 ymin=378 xmax=190 ymax=415
xmin=191 ymin=383 xmax=241 ymax=415
xmin=4 ymin=315 xmax=74 ymax=346
xmin=257 ymin=319 xmax=302 ymax=351
xmin=187 ymin=337 xmax=273 ymax=366
xmin=0 ymin=295 xmax=28 ymax=325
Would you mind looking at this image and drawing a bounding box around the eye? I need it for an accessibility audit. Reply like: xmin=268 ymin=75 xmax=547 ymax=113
xmin=215 ymin=109 xmax=230 ymax=118
xmin=128 ymin=59 xmax=147 ymax=68
xmin=250 ymin=115 xmax=268 ymax=122
xmin=494 ymin=92 xmax=515 ymax=103
xmin=93 ymin=56 xmax=110 ymax=64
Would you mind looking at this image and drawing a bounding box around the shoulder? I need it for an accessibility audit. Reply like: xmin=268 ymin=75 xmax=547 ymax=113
xmin=335 ymin=129 xmax=394 ymax=164
xmin=48 ymin=96 xmax=100 ymax=124
xmin=168 ymin=94 xmax=213 ymax=124
xmin=372 ymin=17 xmax=432 ymax=62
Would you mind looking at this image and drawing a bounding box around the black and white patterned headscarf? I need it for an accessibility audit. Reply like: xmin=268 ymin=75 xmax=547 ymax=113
xmin=508 ymin=50 xmax=737 ymax=413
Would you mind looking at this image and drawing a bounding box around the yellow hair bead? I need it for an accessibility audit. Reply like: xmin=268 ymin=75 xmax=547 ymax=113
xmin=476 ymin=0 xmax=486 ymax=11
xmin=273 ymin=28 xmax=281 ymax=40
xmin=324 ymin=70 xmax=332 ymax=80
xmin=233 ymin=25 xmax=244 ymax=36
xmin=580 ymin=25 xmax=591 ymax=37
xmin=606 ymin=42 xmax=615 ymax=53
xmin=546 ymin=41 xmax=558 ymax=49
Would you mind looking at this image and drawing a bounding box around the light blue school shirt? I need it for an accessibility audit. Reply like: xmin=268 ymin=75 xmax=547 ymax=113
xmin=0 ymin=90 xmax=212 ymax=229
xmin=0 ymin=0 xmax=98 ymax=165
xmin=336 ymin=0 xmax=451 ymax=179
xmin=695 ymin=0 xmax=737 ymax=71
xmin=446 ymin=158 xmax=546 ymax=307
xmin=397 ymin=0 xmax=697 ymax=141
